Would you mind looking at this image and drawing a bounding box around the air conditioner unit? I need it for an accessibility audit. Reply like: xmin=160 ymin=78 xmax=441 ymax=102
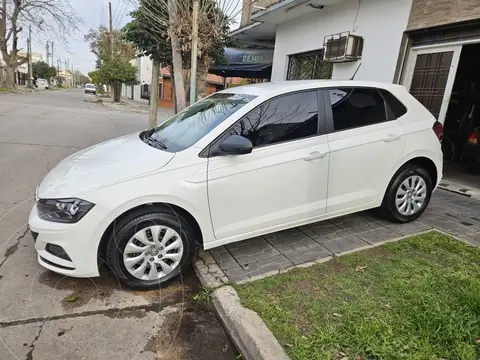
xmin=323 ymin=32 xmax=364 ymax=63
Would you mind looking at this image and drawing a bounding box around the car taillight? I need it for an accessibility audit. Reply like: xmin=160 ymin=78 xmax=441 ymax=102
xmin=432 ymin=121 xmax=443 ymax=141
xmin=468 ymin=131 xmax=480 ymax=145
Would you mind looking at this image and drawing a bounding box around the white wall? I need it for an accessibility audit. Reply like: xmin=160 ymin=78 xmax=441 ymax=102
xmin=271 ymin=0 xmax=412 ymax=82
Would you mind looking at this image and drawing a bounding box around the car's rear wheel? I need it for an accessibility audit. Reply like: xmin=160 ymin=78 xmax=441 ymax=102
xmin=381 ymin=164 xmax=433 ymax=223
xmin=105 ymin=208 xmax=196 ymax=290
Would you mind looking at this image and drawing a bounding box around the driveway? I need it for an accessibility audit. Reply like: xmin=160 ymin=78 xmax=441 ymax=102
xmin=0 ymin=90 xmax=238 ymax=360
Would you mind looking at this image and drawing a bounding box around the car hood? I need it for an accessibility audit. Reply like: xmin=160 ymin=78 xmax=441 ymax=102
xmin=37 ymin=133 xmax=174 ymax=198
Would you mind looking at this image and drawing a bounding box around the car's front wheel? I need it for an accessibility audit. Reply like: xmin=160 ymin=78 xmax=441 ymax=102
xmin=381 ymin=164 xmax=433 ymax=223
xmin=105 ymin=207 xmax=196 ymax=290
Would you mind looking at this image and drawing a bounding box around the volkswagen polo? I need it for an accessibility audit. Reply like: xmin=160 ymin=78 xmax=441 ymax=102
xmin=29 ymin=81 xmax=443 ymax=289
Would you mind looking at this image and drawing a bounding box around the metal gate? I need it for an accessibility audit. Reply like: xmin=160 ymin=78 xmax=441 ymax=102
xmin=403 ymin=45 xmax=462 ymax=124
xmin=409 ymin=52 xmax=453 ymax=119
xmin=286 ymin=50 xmax=333 ymax=80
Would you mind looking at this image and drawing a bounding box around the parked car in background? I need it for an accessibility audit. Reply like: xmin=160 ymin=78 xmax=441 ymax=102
xmin=85 ymin=83 xmax=96 ymax=95
xmin=36 ymin=78 xmax=49 ymax=90
xmin=29 ymin=80 xmax=443 ymax=290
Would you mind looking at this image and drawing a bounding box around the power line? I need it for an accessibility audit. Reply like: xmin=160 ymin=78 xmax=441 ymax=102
xmin=114 ymin=1 xmax=128 ymax=28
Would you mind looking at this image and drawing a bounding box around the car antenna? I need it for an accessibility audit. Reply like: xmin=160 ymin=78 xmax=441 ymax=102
xmin=350 ymin=63 xmax=362 ymax=80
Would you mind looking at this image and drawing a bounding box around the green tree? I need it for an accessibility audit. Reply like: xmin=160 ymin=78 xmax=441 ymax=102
xmin=98 ymin=59 xmax=138 ymax=102
xmin=88 ymin=70 xmax=102 ymax=85
xmin=32 ymin=61 xmax=56 ymax=82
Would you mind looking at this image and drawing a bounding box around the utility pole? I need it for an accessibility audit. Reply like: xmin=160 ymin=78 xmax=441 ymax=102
xmin=109 ymin=1 xmax=114 ymax=99
xmin=189 ymin=0 xmax=199 ymax=105
xmin=109 ymin=1 xmax=113 ymax=59
xmin=27 ymin=24 xmax=32 ymax=87
xmin=46 ymin=41 xmax=49 ymax=66
xmin=51 ymin=42 xmax=54 ymax=67
xmin=64 ymin=60 xmax=68 ymax=86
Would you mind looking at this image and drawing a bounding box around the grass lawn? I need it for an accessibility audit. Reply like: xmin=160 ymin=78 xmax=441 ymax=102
xmin=0 ymin=88 xmax=10 ymax=93
xmin=235 ymin=232 xmax=480 ymax=360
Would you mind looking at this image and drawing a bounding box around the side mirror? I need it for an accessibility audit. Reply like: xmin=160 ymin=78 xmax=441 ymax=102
xmin=220 ymin=135 xmax=253 ymax=155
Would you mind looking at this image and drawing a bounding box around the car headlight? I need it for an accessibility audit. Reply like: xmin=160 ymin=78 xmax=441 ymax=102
xmin=37 ymin=198 xmax=95 ymax=223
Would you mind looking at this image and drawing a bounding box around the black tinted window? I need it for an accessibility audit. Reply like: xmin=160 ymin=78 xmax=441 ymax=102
xmin=329 ymin=88 xmax=387 ymax=131
xmin=228 ymin=91 xmax=318 ymax=147
xmin=379 ymin=89 xmax=407 ymax=119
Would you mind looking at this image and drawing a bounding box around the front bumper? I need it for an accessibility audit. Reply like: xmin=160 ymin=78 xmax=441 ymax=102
xmin=28 ymin=203 xmax=107 ymax=278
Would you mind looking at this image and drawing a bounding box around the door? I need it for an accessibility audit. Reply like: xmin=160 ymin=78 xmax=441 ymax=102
xmin=403 ymin=45 xmax=462 ymax=124
xmin=206 ymin=90 xmax=330 ymax=242
xmin=325 ymin=87 xmax=406 ymax=213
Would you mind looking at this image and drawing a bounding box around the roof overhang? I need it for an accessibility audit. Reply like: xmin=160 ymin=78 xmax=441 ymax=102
xmin=230 ymin=22 xmax=276 ymax=46
xmin=252 ymin=0 xmax=346 ymax=25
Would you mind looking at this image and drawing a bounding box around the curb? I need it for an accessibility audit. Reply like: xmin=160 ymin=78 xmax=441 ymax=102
xmin=212 ymin=286 xmax=290 ymax=360
xmin=439 ymin=180 xmax=480 ymax=200
xmin=193 ymin=250 xmax=229 ymax=288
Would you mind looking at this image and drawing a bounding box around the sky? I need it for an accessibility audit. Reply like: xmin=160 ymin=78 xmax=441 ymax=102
xmin=30 ymin=0 xmax=135 ymax=76
xmin=29 ymin=0 xmax=242 ymax=77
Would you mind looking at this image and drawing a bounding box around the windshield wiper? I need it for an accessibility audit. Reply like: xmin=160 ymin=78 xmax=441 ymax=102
xmin=142 ymin=130 xmax=167 ymax=150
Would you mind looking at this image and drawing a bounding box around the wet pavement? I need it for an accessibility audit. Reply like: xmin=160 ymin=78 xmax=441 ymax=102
xmin=0 ymin=90 xmax=237 ymax=360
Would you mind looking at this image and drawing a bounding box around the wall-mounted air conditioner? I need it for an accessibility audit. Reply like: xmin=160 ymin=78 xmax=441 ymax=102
xmin=323 ymin=32 xmax=364 ymax=63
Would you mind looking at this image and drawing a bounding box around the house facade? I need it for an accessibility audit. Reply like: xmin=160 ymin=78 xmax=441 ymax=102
xmin=235 ymin=0 xmax=480 ymax=129
xmin=234 ymin=0 xmax=413 ymax=83
xmin=398 ymin=0 xmax=480 ymax=126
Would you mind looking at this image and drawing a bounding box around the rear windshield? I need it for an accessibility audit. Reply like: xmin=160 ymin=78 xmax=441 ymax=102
xmin=142 ymin=93 xmax=256 ymax=152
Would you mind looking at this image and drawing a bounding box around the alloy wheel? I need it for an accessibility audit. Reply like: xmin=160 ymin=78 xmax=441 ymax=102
xmin=395 ymin=175 xmax=427 ymax=216
xmin=123 ymin=225 xmax=184 ymax=280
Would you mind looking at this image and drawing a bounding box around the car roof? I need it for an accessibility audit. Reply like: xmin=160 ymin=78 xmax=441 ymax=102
xmin=221 ymin=80 xmax=406 ymax=97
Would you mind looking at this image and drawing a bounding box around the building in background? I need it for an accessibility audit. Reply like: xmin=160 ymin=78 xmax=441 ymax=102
xmin=233 ymin=0 xmax=413 ymax=82
xmin=122 ymin=54 xmax=244 ymax=108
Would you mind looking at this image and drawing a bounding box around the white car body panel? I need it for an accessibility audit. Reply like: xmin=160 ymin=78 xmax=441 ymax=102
xmin=29 ymin=80 xmax=443 ymax=278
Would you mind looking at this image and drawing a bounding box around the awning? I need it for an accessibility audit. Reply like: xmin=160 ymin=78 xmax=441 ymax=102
xmin=209 ymin=48 xmax=274 ymax=79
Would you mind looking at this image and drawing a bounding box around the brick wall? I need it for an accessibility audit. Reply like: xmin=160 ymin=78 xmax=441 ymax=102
xmin=407 ymin=0 xmax=480 ymax=30
xmin=158 ymin=78 xmax=221 ymax=108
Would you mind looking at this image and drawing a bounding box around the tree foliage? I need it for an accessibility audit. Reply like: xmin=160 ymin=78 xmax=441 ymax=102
xmin=123 ymin=10 xmax=171 ymax=66
xmin=32 ymin=61 xmax=56 ymax=80
xmin=98 ymin=58 xmax=137 ymax=85
xmin=85 ymin=24 xmax=138 ymax=102
xmin=84 ymin=25 xmax=135 ymax=65
xmin=0 ymin=0 xmax=80 ymax=88
xmin=88 ymin=70 xmax=102 ymax=85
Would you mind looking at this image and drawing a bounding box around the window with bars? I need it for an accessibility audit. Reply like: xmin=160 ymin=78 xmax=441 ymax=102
xmin=286 ymin=50 xmax=333 ymax=80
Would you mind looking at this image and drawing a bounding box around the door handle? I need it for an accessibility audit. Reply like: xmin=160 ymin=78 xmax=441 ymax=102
xmin=304 ymin=151 xmax=327 ymax=161
xmin=383 ymin=134 xmax=402 ymax=142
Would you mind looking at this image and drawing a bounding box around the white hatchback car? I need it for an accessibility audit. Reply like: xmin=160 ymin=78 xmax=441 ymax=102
xmin=29 ymin=81 xmax=443 ymax=289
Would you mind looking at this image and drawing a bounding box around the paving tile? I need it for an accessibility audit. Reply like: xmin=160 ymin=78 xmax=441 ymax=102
xmin=215 ymin=190 xmax=480 ymax=282
xmin=320 ymin=235 xmax=369 ymax=253
xmin=357 ymin=228 xmax=402 ymax=244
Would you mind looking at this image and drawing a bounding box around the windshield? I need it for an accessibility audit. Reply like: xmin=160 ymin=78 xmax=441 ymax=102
xmin=86 ymin=84 xmax=95 ymax=89
xmin=142 ymin=93 xmax=256 ymax=152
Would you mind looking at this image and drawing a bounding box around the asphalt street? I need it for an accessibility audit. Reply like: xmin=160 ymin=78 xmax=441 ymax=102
xmin=0 ymin=89 xmax=237 ymax=360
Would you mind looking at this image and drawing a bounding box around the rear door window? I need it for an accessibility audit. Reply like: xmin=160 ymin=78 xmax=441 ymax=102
xmin=379 ymin=89 xmax=407 ymax=119
xmin=328 ymin=88 xmax=388 ymax=131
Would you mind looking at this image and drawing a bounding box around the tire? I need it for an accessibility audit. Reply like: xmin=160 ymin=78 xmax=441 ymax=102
xmin=105 ymin=207 xmax=196 ymax=290
xmin=381 ymin=164 xmax=433 ymax=223
xmin=441 ymin=137 xmax=455 ymax=164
